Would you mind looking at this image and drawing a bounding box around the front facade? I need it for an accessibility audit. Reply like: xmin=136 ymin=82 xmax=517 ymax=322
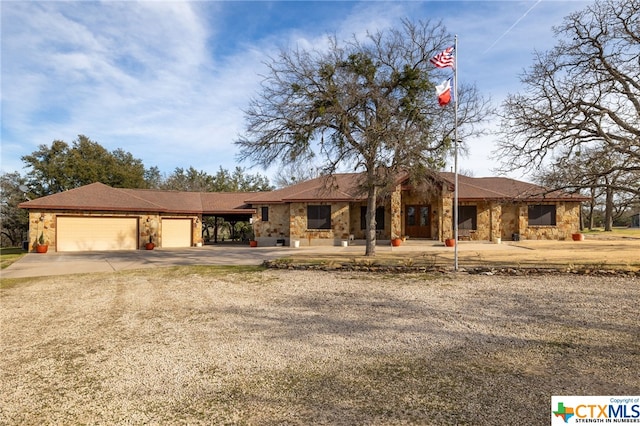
xmin=247 ymin=173 xmax=588 ymax=246
xmin=20 ymin=173 xmax=588 ymax=252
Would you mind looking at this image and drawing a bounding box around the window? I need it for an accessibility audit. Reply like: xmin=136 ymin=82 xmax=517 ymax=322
xmin=307 ymin=205 xmax=331 ymax=230
xmin=458 ymin=206 xmax=477 ymax=230
xmin=528 ymin=205 xmax=556 ymax=226
xmin=261 ymin=206 xmax=269 ymax=222
xmin=360 ymin=207 xmax=385 ymax=230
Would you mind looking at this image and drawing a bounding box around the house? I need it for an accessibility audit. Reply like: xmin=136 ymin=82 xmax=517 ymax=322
xmin=19 ymin=173 xmax=589 ymax=252
xmin=19 ymin=182 xmax=255 ymax=252
xmin=246 ymin=172 xmax=589 ymax=246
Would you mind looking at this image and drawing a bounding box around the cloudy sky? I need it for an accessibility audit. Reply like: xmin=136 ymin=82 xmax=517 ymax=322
xmin=1 ymin=0 xmax=590 ymax=183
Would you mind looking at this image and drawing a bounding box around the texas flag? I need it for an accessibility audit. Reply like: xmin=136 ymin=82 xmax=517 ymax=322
xmin=435 ymin=78 xmax=453 ymax=106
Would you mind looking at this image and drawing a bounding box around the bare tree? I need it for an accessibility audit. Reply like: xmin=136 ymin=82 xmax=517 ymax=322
xmin=494 ymin=0 xmax=640 ymax=189
xmin=273 ymin=163 xmax=322 ymax=188
xmin=236 ymin=19 xmax=492 ymax=256
xmin=535 ymin=147 xmax=638 ymax=230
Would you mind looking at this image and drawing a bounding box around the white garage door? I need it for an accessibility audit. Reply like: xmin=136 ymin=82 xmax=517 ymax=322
xmin=162 ymin=219 xmax=192 ymax=248
xmin=57 ymin=217 xmax=138 ymax=252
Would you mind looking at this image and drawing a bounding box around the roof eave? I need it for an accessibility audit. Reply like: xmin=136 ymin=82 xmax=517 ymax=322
xmin=19 ymin=204 xmax=167 ymax=213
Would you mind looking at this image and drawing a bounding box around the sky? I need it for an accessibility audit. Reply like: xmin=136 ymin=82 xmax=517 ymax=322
xmin=1 ymin=0 xmax=591 ymax=184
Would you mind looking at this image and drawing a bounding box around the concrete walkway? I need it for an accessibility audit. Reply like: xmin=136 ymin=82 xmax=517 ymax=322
xmin=1 ymin=241 xmax=520 ymax=279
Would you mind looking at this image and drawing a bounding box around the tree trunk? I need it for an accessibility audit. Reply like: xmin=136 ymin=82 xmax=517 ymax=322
xmin=365 ymin=184 xmax=378 ymax=257
xmin=588 ymin=188 xmax=596 ymax=230
xmin=604 ymin=187 xmax=614 ymax=231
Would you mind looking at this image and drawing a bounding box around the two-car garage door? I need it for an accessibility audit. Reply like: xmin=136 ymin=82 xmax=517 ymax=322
xmin=57 ymin=217 xmax=138 ymax=252
xmin=56 ymin=217 xmax=193 ymax=252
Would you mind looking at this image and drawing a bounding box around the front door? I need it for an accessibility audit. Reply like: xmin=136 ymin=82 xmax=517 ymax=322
xmin=405 ymin=205 xmax=431 ymax=238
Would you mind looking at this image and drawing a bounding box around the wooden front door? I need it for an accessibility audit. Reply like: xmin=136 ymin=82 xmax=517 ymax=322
xmin=405 ymin=205 xmax=431 ymax=238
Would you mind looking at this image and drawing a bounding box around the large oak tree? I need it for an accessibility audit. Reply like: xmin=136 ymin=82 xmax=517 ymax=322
xmin=21 ymin=135 xmax=149 ymax=196
xmin=236 ymin=19 xmax=491 ymax=256
xmin=495 ymin=0 xmax=639 ymax=197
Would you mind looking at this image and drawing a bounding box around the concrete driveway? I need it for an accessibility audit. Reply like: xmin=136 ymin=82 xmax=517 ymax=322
xmin=1 ymin=241 xmax=519 ymax=279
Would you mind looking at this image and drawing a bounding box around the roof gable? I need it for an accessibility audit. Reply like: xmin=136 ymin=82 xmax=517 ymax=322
xmin=246 ymin=174 xmax=367 ymax=203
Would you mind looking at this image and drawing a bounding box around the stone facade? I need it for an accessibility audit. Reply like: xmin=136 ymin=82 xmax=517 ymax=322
xmin=253 ymin=192 xmax=584 ymax=246
xmin=28 ymin=211 xmax=56 ymax=250
xmin=27 ymin=210 xmax=202 ymax=252
xmin=520 ymin=201 xmax=582 ymax=240
xmin=253 ymin=204 xmax=290 ymax=245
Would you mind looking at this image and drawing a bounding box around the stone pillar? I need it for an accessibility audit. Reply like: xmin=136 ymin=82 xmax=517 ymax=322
xmin=490 ymin=203 xmax=502 ymax=242
xmin=442 ymin=195 xmax=453 ymax=240
xmin=390 ymin=185 xmax=402 ymax=239
xmin=290 ymin=203 xmax=306 ymax=244
xmin=193 ymin=215 xmax=203 ymax=246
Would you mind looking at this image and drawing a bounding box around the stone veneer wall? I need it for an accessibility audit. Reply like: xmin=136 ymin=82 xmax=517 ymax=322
xmin=520 ymin=201 xmax=582 ymax=240
xmin=253 ymin=204 xmax=290 ymax=245
xmin=436 ymin=199 xmax=582 ymax=242
xmin=27 ymin=210 xmax=202 ymax=251
xmin=500 ymin=204 xmax=520 ymax=240
xmin=288 ymin=202 xmax=351 ymax=246
xmin=28 ymin=211 xmax=56 ymax=251
xmin=390 ymin=187 xmax=402 ymax=239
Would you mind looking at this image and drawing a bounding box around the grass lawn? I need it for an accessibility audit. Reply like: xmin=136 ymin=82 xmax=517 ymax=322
xmin=583 ymin=227 xmax=640 ymax=238
xmin=0 ymin=247 xmax=25 ymax=269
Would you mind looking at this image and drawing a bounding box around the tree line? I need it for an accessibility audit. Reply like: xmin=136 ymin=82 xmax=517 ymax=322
xmin=0 ymin=135 xmax=273 ymax=246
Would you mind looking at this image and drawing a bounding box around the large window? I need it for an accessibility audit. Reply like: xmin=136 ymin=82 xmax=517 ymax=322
xmin=307 ymin=205 xmax=331 ymax=230
xmin=458 ymin=206 xmax=477 ymax=230
xmin=528 ymin=205 xmax=556 ymax=226
xmin=360 ymin=206 xmax=385 ymax=230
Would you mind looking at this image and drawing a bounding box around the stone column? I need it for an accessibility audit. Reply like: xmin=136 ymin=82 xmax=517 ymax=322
xmin=490 ymin=203 xmax=502 ymax=242
xmin=390 ymin=185 xmax=402 ymax=239
xmin=442 ymin=195 xmax=453 ymax=240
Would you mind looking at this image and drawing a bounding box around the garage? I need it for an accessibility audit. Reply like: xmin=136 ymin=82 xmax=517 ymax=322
xmin=57 ymin=217 xmax=138 ymax=252
xmin=161 ymin=218 xmax=192 ymax=248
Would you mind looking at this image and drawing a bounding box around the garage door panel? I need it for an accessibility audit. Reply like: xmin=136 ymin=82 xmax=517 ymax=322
xmin=162 ymin=219 xmax=192 ymax=248
xmin=57 ymin=217 xmax=138 ymax=252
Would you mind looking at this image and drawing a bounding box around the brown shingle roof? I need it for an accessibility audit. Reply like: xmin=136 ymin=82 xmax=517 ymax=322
xmin=248 ymin=172 xmax=588 ymax=204
xmin=18 ymin=182 xmax=257 ymax=214
xmin=439 ymin=173 xmax=589 ymax=201
xmin=19 ymin=173 xmax=588 ymax=214
xmin=245 ymin=174 xmax=368 ymax=203
xmin=18 ymin=183 xmax=165 ymax=212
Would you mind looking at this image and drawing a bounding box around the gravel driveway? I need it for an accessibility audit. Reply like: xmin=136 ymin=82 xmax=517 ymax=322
xmin=1 ymin=268 xmax=638 ymax=425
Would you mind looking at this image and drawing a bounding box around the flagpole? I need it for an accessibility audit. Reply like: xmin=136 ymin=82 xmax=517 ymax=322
xmin=454 ymin=34 xmax=459 ymax=272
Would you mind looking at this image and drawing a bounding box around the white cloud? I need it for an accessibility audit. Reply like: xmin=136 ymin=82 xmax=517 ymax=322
xmin=1 ymin=0 xmax=592 ymax=182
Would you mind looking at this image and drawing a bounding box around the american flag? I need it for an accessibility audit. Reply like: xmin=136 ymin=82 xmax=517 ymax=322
xmin=430 ymin=46 xmax=454 ymax=69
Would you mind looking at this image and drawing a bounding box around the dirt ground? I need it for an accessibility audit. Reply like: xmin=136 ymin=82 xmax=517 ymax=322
xmin=1 ymin=268 xmax=638 ymax=425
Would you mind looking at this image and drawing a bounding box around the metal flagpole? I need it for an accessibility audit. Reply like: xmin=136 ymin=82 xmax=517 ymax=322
xmin=454 ymin=35 xmax=459 ymax=271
